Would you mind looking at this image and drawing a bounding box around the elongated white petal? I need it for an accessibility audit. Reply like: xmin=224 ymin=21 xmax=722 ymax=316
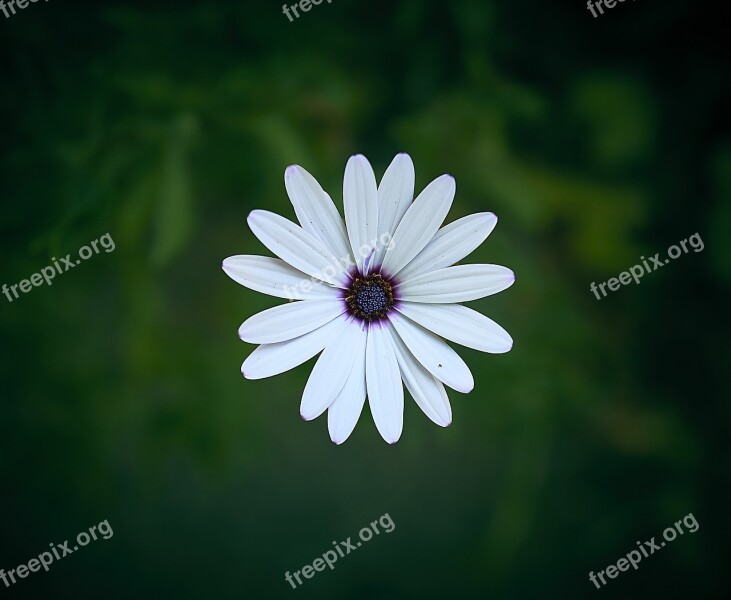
xmin=366 ymin=323 xmax=404 ymax=443
xmin=327 ymin=349 xmax=367 ymax=444
xmin=222 ymin=255 xmax=337 ymax=300
xmin=284 ymin=165 xmax=353 ymax=262
xmin=247 ymin=210 xmax=347 ymax=287
xmin=343 ymin=155 xmax=379 ymax=274
xmin=397 ymin=212 xmax=498 ymax=281
xmin=388 ymin=311 xmax=473 ymax=393
xmin=238 ymin=299 xmax=344 ymax=344
xmin=381 ymin=174 xmax=455 ymax=276
xmin=300 ymin=319 xmax=367 ymax=421
xmin=242 ymin=317 xmax=346 ymax=380
xmin=389 ymin=330 xmax=452 ymax=426
xmin=397 ymin=302 xmax=513 ymax=353
xmin=398 ymin=264 xmax=515 ymax=303
xmin=372 ymin=154 xmax=414 ymax=268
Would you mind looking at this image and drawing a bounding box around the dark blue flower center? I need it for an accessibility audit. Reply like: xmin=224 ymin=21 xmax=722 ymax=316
xmin=356 ymin=285 xmax=388 ymax=315
xmin=346 ymin=273 xmax=394 ymax=321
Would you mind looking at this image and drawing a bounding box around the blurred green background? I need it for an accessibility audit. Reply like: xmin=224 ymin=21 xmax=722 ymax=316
xmin=1 ymin=0 xmax=729 ymax=598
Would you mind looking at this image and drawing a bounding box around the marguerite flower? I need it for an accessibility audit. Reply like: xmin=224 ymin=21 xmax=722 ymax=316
xmin=223 ymin=154 xmax=514 ymax=444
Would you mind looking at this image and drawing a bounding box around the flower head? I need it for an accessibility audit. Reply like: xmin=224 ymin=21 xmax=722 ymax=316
xmin=223 ymin=153 xmax=514 ymax=444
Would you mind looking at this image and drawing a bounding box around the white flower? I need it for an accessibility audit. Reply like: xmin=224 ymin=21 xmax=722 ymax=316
xmin=222 ymin=154 xmax=514 ymax=444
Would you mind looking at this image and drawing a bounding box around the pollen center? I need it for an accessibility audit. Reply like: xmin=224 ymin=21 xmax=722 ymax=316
xmin=346 ymin=273 xmax=395 ymax=322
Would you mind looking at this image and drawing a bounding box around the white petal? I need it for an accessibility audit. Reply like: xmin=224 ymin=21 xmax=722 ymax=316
xmin=366 ymin=323 xmax=404 ymax=443
xmin=388 ymin=311 xmax=473 ymax=393
xmin=242 ymin=317 xmax=346 ymax=380
xmin=300 ymin=319 xmax=367 ymax=421
xmin=222 ymin=255 xmax=338 ymax=300
xmin=381 ymin=174 xmax=455 ymax=276
xmin=327 ymin=349 xmax=367 ymax=444
xmin=238 ymin=299 xmax=344 ymax=344
xmin=343 ymin=155 xmax=379 ymax=274
xmin=397 ymin=302 xmax=513 ymax=353
xmin=284 ymin=165 xmax=353 ymax=262
xmin=389 ymin=330 xmax=452 ymax=426
xmin=397 ymin=212 xmax=498 ymax=281
xmin=397 ymin=264 xmax=515 ymax=303
xmin=247 ymin=210 xmax=347 ymax=287
xmin=372 ymin=154 xmax=414 ymax=268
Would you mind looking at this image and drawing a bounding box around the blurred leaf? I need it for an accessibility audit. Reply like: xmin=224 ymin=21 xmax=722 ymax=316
xmin=151 ymin=114 xmax=198 ymax=268
xmin=572 ymin=76 xmax=656 ymax=169
xmin=708 ymin=145 xmax=731 ymax=281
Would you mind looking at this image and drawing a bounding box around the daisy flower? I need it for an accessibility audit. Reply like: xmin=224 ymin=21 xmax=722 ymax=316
xmin=222 ymin=154 xmax=514 ymax=444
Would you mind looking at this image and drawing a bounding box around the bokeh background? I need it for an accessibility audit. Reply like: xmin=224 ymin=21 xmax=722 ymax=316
xmin=1 ymin=0 xmax=729 ymax=598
